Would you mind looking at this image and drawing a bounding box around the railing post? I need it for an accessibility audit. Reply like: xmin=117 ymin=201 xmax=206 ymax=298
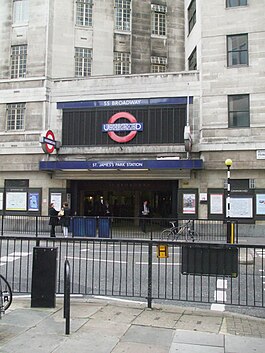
xmin=64 ymin=259 xmax=70 ymax=335
xmin=35 ymin=216 xmax=38 ymax=238
xmin=1 ymin=215 xmax=4 ymax=236
xmin=147 ymin=241 xmax=153 ymax=308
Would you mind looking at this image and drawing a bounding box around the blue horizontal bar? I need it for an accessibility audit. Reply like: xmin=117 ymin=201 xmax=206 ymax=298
xmin=57 ymin=97 xmax=193 ymax=110
xmin=39 ymin=159 xmax=203 ymax=170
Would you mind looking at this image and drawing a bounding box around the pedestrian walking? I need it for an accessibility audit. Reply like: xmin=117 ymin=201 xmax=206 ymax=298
xmin=59 ymin=202 xmax=71 ymax=237
xmin=140 ymin=200 xmax=151 ymax=233
xmin=48 ymin=203 xmax=59 ymax=237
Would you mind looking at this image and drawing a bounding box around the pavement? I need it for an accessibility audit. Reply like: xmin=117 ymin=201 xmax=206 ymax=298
xmin=1 ymin=297 xmax=265 ymax=353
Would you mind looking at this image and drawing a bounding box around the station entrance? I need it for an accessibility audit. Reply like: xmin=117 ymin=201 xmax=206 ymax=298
xmin=69 ymin=180 xmax=178 ymax=218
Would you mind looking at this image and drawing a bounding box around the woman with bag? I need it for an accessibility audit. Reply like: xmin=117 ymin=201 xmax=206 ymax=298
xmin=59 ymin=202 xmax=71 ymax=237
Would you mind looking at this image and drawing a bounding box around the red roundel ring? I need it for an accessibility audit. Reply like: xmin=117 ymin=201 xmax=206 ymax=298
xmin=45 ymin=130 xmax=55 ymax=153
xmin=108 ymin=112 xmax=137 ymax=143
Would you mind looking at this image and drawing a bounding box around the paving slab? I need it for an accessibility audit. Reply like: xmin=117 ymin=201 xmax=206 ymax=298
xmin=89 ymin=304 xmax=143 ymax=324
xmin=172 ymin=330 xmax=224 ymax=347
xmin=120 ymin=325 xmax=174 ymax=348
xmin=225 ymin=335 xmax=265 ymax=353
xmin=112 ymin=341 xmax=169 ymax=353
xmin=79 ymin=318 xmax=130 ymax=337
xmin=169 ymin=342 xmax=224 ymax=353
xmin=174 ymin=314 xmax=222 ymax=333
xmin=134 ymin=308 xmax=182 ymax=328
xmin=0 ymin=330 xmax=67 ymax=353
xmin=52 ymin=330 xmax=119 ymax=353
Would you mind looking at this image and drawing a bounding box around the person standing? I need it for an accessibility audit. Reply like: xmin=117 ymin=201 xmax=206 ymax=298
xmin=59 ymin=202 xmax=71 ymax=237
xmin=48 ymin=203 xmax=59 ymax=237
xmin=140 ymin=200 xmax=151 ymax=233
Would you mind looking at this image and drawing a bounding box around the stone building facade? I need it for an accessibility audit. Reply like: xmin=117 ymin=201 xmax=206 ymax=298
xmin=0 ymin=0 xmax=264 ymax=230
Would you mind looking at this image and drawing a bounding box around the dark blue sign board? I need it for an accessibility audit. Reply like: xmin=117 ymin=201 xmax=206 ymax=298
xmin=57 ymin=97 xmax=193 ymax=110
xmin=39 ymin=159 xmax=203 ymax=171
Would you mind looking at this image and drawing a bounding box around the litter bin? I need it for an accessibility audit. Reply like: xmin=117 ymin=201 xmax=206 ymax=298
xmin=84 ymin=217 xmax=96 ymax=237
xmin=98 ymin=217 xmax=111 ymax=238
xmin=31 ymin=247 xmax=57 ymax=308
xmin=72 ymin=217 xmax=96 ymax=237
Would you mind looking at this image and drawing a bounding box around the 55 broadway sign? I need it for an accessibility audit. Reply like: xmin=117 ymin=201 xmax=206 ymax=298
xmin=102 ymin=112 xmax=143 ymax=143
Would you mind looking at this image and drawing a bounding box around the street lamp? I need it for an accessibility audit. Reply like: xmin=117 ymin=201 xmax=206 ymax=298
xmin=225 ymin=159 xmax=233 ymax=243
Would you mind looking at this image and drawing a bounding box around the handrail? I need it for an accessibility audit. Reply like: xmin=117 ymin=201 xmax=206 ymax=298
xmin=63 ymin=259 xmax=70 ymax=335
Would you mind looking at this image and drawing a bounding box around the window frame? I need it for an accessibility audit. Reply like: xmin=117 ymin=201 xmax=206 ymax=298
xmin=114 ymin=0 xmax=131 ymax=32
xmin=114 ymin=52 xmax=131 ymax=75
xmin=151 ymin=64 xmax=166 ymax=73
xmin=226 ymin=0 xmax=247 ymax=8
xmin=188 ymin=0 xmax=196 ymax=34
xmin=151 ymin=5 xmax=167 ymax=37
xmin=188 ymin=47 xmax=197 ymax=70
xmin=75 ymin=47 xmax=92 ymax=77
xmin=10 ymin=44 xmax=27 ymax=79
xmin=12 ymin=0 xmax=29 ymax=25
xmin=6 ymin=103 xmax=26 ymax=131
xmin=76 ymin=0 xmax=93 ymax=27
xmin=228 ymin=94 xmax=250 ymax=128
xmin=227 ymin=33 xmax=248 ymax=67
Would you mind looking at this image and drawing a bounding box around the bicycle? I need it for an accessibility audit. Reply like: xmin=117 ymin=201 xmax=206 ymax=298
xmin=160 ymin=220 xmax=199 ymax=242
xmin=0 ymin=274 xmax=12 ymax=316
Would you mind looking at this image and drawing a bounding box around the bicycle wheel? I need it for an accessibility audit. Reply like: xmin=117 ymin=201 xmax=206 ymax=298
xmin=160 ymin=229 xmax=174 ymax=240
xmin=0 ymin=274 xmax=12 ymax=311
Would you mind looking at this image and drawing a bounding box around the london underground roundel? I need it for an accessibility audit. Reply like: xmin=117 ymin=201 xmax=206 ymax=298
xmin=42 ymin=130 xmax=56 ymax=154
xmin=106 ymin=112 xmax=141 ymax=143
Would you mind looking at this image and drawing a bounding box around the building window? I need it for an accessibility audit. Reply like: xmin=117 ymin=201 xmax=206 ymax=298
xmin=6 ymin=103 xmax=25 ymax=131
xmin=226 ymin=0 xmax=247 ymax=7
xmin=75 ymin=47 xmax=92 ymax=77
xmin=151 ymin=56 xmax=167 ymax=73
xmin=11 ymin=45 xmax=27 ymax=78
xmin=76 ymin=0 xmax=93 ymax=27
xmin=227 ymin=34 xmax=248 ymax=67
xmin=228 ymin=94 xmax=249 ymax=128
xmin=188 ymin=0 xmax=196 ymax=34
xmin=114 ymin=0 xmax=131 ymax=31
xmin=13 ymin=0 xmax=29 ymax=24
xmin=188 ymin=47 xmax=197 ymax=70
xmin=114 ymin=52 xmax=131 ymax=75
xmin=151 ymin=64 xmax=166 ymax=73
xmin=151 ymin=4 xmax=167 ymax=36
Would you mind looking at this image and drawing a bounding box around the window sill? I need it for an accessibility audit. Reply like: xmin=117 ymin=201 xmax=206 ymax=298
xmin=227 ymin=64 xmax=249 ymax=69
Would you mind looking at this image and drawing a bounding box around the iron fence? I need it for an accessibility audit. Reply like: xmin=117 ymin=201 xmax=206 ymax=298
xmin=0 ymin=215 xmax=235 ymax=242
xmin=0 ymin=235 xmax=264 ymax=309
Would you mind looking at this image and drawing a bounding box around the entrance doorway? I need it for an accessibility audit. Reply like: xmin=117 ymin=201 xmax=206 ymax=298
xmin=69 ymin=180 xmax=177 ymax=218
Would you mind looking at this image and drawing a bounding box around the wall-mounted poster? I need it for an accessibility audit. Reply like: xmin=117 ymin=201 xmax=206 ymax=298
xmin=210 ymin=194 xmax=223 ymax=214
xmin=6 ymin=192 xmax=27 ymax=211
xmin=50 ymin=193 xmax=62 ymax=211
xmin=0 ymin=192 xmax=3 ymax=211
xmin=256 ymin=194 xmax=265 ymax=215
xmin=228 ymin=197 xmax=253 ymax=218
xmin=183 ymin=193 xmax=196 ymax=214
xmin=28 ymin=193 xmax=39 ymax=211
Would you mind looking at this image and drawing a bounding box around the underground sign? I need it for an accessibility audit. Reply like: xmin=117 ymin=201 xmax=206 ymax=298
xmin=41 ymin=130 xmax=57 ymax=154
xmin=102 ymin=112 xmax=143 ymax=143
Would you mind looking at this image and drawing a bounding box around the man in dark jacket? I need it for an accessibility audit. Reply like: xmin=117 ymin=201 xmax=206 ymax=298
xmin=48 ymin=203 xmax=59 ymax=237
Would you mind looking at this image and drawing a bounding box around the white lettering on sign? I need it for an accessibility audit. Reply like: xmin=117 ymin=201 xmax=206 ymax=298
xmin=103 ymin=100 xmax=142 ymax=106
xmin=102 ymin=123 xmax=143 ymax=132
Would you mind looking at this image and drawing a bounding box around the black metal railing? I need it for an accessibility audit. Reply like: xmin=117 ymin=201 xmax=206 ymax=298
xmin=0 ymin=235 xmax=264 ymax=309
xmin=0 ymin=215 xmax=235 ymax=242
